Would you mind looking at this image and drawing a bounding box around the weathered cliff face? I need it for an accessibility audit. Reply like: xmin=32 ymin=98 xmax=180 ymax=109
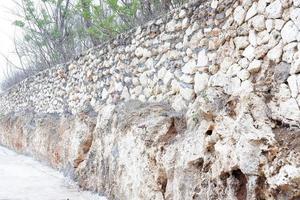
xmin=0 ymin=99 xmax=299 ymax=200
xmin=1 ymin=0 xmax=300 ymax=199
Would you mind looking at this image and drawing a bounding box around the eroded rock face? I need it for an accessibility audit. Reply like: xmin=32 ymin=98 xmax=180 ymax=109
xmin=1 ymin=0 xmax=300 ymax=199
xmin=0 ymin=100 xmax=299 ymax=200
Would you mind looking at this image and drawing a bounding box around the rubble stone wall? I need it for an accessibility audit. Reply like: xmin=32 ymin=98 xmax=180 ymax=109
xmin=1 ymin=0 xmax=300 ymax=125
xmin=1 ymin=0 xmax=300 ymax=199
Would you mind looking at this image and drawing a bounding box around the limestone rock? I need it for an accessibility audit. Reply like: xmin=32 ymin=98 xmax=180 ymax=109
xmin=291 ymin=52 xmax=300 ymax=74
xmin=233 ymin=6 xmax=246 ymax=25
xmin=287 ymin=75 xmax=298 ymax=98
xmin=279 ymin=98 xmax=300 ymax=121
xmin=180 ymin=84 xmax=195 ymax=101
xmin=265 ymin=0 xmax=283 ymax=19
xmin=182 ymin=60 xmax=197 ymax=74
xmin=250 ymin=15 xmax=265 ymax=31
xmin=291 ymin=8 xmax=300 ymax=29
xmin=248 ymin=30 xmax=257 ymax=46
xmin=243 ymin=45 xmax=256 ymax=61
xmin=281 ymin=21 xmax=298 ymax=43
xmin=245 ymin=2 xmax=257 ymax=21
xmin=267 ymin=42 xmax=283 ymax=62
xmin=248 ymin=59 xmax=261 ymax=73
xmin=211 ymin=0 xmax=218 ymax=9
xmin=197 ymin=49 xmax=209 ymax=67
xmin=166 ymin=20 xmax=176 ymax=32
xmin=135 ymin=47 xmax=152 ymax=58
xmin=237 ymin=69 xmax=250 ymax=81
xmin=194 ymin=73 xmax=209 ymax=94
xmin=234 ymin=36 xmax=249 ymax=49
xmin=163 ymin=70 xmax=174 ymax=85
xmin=257 ymin=0 xmax=267 ymax=14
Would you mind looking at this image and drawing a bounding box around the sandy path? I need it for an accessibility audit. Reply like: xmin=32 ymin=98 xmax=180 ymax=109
xmin=0 ymin=146 xmax=107 ymax=200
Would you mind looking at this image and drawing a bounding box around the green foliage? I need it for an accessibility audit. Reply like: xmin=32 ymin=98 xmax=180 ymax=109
xmin=3 ymin=0 xmax=186 ymax=90
xmin=13 ymin=20 xmax=25 ymax=27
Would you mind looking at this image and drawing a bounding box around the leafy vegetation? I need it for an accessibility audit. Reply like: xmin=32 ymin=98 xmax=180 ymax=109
xmin=1 ymin=0 xmax=186 ymax=90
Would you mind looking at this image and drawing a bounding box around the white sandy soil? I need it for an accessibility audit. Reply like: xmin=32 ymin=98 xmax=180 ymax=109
xmin=0 ymin=146 xmax=107 ymax=200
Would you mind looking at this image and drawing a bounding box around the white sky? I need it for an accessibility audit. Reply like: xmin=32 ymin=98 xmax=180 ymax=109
xmin=0 ymin=0 xmax=19 ymax=83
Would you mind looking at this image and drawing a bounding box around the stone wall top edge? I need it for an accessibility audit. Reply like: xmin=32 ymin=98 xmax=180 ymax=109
xmin=0 ymin=0 xmax=210 ymax=96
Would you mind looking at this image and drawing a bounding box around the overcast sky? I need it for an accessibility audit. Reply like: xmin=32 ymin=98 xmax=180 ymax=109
xmin=0 ymin=1 xmax=19 ymax=83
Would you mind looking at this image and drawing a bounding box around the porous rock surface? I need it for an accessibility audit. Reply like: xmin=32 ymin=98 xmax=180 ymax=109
xmin=0 ymin=0 xmax=300 ymax=199
xmin=0 ymin=100 xmax=299 ymax=200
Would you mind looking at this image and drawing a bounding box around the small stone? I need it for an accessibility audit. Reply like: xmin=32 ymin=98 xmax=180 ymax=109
xmin=265 ymin=19 xmax=274 ymax=32
xmin=267 ymin=42 xmax=283 ymax=62
xmin=180 ymin=74 xmax=194 ymax=84
xmin=287 ymin=75 xmax=298 ymax=98
xmin=175 ymin=42 xmax=184 ymax=49
xmin=186 ymin=48 xmax=193 ymax=57
xmin=265 ymin=0 xmax=283 ymax=19
xmin=257 ymin=0 xmax=267 ymax=14
xmin=290 ymin=52 xmax=300 ymax=74
xmin=182 ymin=60 xmax=197 ymax=74
xmin=233 ymin=6 xmax=246 ymax=25
xmin=256 ymin=30 xmax=270 ymax=45
xmin=138 ymin=94 xmax=146 ymax=102
xmin=281 ymin=21 xmax=298 ymax=43
xmin=279 ymin=98 xmax=300 ymax=121
xmin=290 ymin=8 xmax=300 ymax=29
xmin=250 ymin=15 xmax=265 ymax=31
xmin=224 ymin=77 xmax=241 ymax=95
xmin=115 ymin=82 xmax=123 ymax=92
xmin=220 ymin=57 xmax=234 ymax=72
xmin=139 ymin=73 xmax=148 ymax=86
xmin=171 ymin=79 xmax=180 ymax=93
xmin=121 ymin=87 xmax=130 ymax=100
xmin=241 ymin=0 xmax=252 ymax=8
xmin=197 ymin=49 xmax=209 ymax=67
xmin=239 ymin=58 xmax=250 ymax=69
xmin=172 ymin=95 xmax=187 ymax=111
xmin=182 ymin=18 xmax=189 ymax=29
xmin=132 ymin=77 xmax=139 ymax=86
xmin=135 ymin=47 xmax=152 ymax=58
xmin=248 ymin=59 xmax=262 ymax=73
xmin=274 ymin=62 xmax=291 ymax=83
xmin=239 ymin=80 xmax=254 ymax=96
xmin=158 ymin=67 xmax=166 ymax=79
xmin=234 ymin=36 xmax=249 ymax=49
xmin=163 ymin=71 xmax=174 ymax=85
xmin=211 ymin=0 xmax=218 ymax=9
xmin=274 ymin=19 xmax=285 ymax=31
xmin=166 ymin=20 xmax=176 ymax=32
xmin=268 ymin=30 xmax=281 ymax=48
xmin=294 ymin=0 xmax=300 ymax=7
xmin=237 ymin=69 xmax=251 ymax=81
xmin=189 ymin=30 xmax=203 ymax=48
xmin=194 ymin=73 xmax=209 ymax=94
xmin=209 ymin=73 xmax=229 ymax=87
xmin=245 ymin=2 xmax=258 ymax=21
xmin=248 ymin=30 xmax=257 ymax=46
xmin=243 ymin=45 xmax=256 ymax=61
xmin=68 ymin=64 xmax=76 ymax=70
xmin=283 ymin=42 xmax=297 ymax=63
xmin=102 ymin=88 xmax=109 ymax=99
xmin=180 ymin=84 xmax=195 ymax=101
xmin=278 ymin=83 xmax=291 ymax=100
xmin=209 ymin=64 xmax=219 ymax=74
xmin=178 ymin=9 xmax=187 ymax=18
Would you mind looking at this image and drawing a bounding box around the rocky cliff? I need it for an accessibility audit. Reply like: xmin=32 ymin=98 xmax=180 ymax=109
xmin=0 ymin=0 xmax=300 ymax=199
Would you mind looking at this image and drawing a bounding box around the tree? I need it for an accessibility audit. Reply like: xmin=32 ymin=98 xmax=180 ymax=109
xmin=2 ymin=0 xmax=186 ymax=90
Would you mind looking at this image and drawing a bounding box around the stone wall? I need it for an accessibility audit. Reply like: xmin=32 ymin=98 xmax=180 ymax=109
xmin=1 ymin=0 xmax=300 ymax=125
xmin=1 ymin=0 xmax=300 ymax=199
